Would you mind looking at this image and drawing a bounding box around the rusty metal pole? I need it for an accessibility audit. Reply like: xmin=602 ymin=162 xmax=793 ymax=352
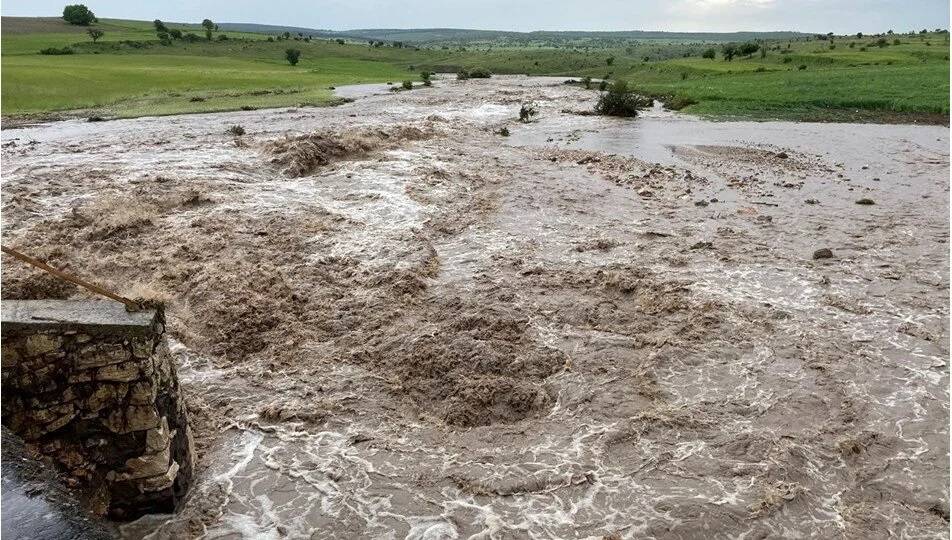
xmin=1 ymin=245 xmax=141 ymax=311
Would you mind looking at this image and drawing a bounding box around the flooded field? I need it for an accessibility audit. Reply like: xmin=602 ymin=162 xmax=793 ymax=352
xmin=2 ymin=76 xmax=949 ymax=539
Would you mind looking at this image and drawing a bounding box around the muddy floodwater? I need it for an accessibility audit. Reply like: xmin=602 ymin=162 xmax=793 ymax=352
xmin=2 ymin=76 xmax=949 ymax=539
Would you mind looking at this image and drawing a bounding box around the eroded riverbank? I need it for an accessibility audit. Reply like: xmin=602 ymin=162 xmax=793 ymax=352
xmin=2 ymin=76 xmax=949 ymax=539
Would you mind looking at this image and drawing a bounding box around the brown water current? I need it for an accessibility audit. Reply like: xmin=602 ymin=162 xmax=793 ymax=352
xmin=1 ymin=76 xmax=949 ymax=539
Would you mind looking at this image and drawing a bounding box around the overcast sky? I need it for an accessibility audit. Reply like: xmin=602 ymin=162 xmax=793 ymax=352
xmin=2 ymin=0 xmax=949 ymax=34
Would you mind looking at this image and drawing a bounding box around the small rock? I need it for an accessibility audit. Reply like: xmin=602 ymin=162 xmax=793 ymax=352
xmin=694 ymin=200 xmax=709 ymax=207
xmin=813 ymin=248 xmax=834 ymax=260
xmin=690 ymin=241 xmax=714 ymax=250
xmin=804 ymin=198 xmax=819 ymax=205
xmin=776 ymin=152 xmax=788 ymax=159
xmin=637 ymin=188 xmax=653 ymax=197
xmin=872 ymin=177 xmax=881 ymax=182
xmin=855 ymin=198 xmax=875 ymax=205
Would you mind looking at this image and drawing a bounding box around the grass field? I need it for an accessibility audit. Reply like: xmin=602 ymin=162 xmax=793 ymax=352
xmin=1 ymin=16 xmax=949 ymax=123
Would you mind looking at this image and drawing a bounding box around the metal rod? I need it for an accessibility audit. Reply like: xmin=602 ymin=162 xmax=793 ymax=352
xmin=1 ymin=245 xmax=140 ymax=310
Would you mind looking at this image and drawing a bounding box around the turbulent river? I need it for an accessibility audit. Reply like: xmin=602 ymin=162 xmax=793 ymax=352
xmin=2 ymin=76 xmax=949 ymax=539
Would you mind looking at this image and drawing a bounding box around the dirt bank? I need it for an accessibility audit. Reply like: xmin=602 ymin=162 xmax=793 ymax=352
xmin=2 ymin=76 xmax=948 ymax=539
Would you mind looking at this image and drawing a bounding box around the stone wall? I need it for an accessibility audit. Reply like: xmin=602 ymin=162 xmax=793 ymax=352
xmin=1 ymin=300 xmax=193 ymax=520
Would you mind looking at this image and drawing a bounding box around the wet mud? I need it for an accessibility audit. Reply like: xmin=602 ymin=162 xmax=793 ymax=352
xmin=2 ymin=76 xmax=948 ymax=539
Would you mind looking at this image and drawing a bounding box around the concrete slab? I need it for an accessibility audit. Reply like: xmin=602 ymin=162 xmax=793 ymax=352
xmin=1 ymin=300 xmax=159 ymax=336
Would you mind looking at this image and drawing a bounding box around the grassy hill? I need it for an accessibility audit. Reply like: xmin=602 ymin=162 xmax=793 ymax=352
xmin=216 ymin=24 xmax=810 ymax=45
xmin=1 ymin=16 xmax=948 ymax=123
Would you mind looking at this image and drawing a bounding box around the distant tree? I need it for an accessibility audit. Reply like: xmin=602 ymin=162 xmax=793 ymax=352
xmin=154 ymin=19 xmax=168 ymax=33
xmin=62 ymin=4 xmax=96 ymax=25
xmin=283 ymin=31 xmax=291 ymax=40
xmin=856 ymin=32 xmax=863 ymax=38
xmin=738 ymin=42 xmax=759 ymax=57
xmin=202 ymin=19 xmax=214 ymax=40
xmin=169 ymin=29 xmax=183 ymax=40
xmin=157 ymin=31 xmax=171 ymax=45
xmin=336 ymin=38 xmax=345 ymax=45
xmin=393 ymin=41 xmax=404 ymax=48
xmin=722 ymin=43 xmax=737 ymax=61
xmin=702 ymin=47 xmax=716 ymax=59
xmin=420 ymin=71 xmax=432 ymax=86
xmin=285 ymin=48 xmax=301 ymax=66
xmin=87 ymin=28 xmax=104 ymax=42
xmin=887 ymin=29 xmax=894 ymax=34
xmin=606 ymin=56 xmax=615 ymax=66
xmin=760 ymin=43 xmax=767 ymax=58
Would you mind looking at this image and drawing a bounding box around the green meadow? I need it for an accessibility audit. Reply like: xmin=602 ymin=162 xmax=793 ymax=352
xmin=1 ymin=16 xmax=949 ymax=123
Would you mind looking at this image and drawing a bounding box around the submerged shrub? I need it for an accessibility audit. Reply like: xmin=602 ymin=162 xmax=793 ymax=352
xmin=594 ymin=80 xmax=650 ymax=118
xmin=456 ymin=69 xmax=470 ymax=80
xmin=497 ymin=127 xmax=510 ymax=136
xmin=227 ymin=125 xmax=246 ymax=136
xmin=581 ymin=76 xmax=592 ymax=89
xmin=468 ymin=67 xmax=491 ymax=78
xmin=402 ymin=80 xmax=413 ymax=90
xmin=518 ymin=102 xmax=537 ymax=122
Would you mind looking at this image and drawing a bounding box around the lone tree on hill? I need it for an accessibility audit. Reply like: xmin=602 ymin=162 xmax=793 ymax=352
xmin=154 ymin=19 xmax=168 ymax=32
xmin=87 ymin=28 xmax=104 ymax=42
xmin=285 ymin=48 xmax=302 ymax=66
xmin=722 ymin=43 xmax=737 ymax=61
xmin=202 ymin=19 xmax=215 ymax=40
xmin=62 ymin=4 xmax=96 ymax=25
xmin=738 ymin=42 xmax=760 ymax=57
